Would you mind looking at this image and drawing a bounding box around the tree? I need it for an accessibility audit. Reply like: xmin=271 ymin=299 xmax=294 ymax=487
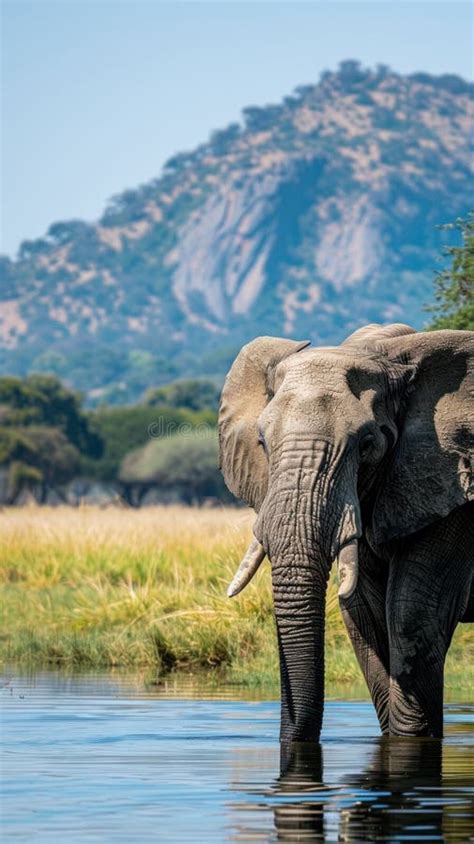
xmin=0 ymin=374 xmax=103 ymax=457
xmin=427 ymin=212 xmax=474 ymax=330
xmin=47 ymin=220 xmax=91 ymax=245
xmin=209 ymin=124 xmax=241 ymax=154
xmin=16 ymin=427 xmax=80 ymax=488
xmin=83 ymin=404 xmax=216 ymax=481
xmin=338 ymin=60 xmax=367 ymax=86
xmin=0 ymin=425 xmax=80 ymax=502
xmin=242 ymin=105 xmax=281 ymax=132
xmin=0 ymin=374 xmax=103 ymax=501
xmin=119 ymin=429 xmax=228 ymax=504
xmin=145 ymin=379 xmax=220 ymax=412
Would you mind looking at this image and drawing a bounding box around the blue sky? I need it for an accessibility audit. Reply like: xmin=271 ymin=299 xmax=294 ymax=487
xmin=2 ymin=1 xmax=473 ymax=257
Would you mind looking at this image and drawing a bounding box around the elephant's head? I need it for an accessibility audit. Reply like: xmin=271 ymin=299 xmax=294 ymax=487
xmin=219 ymin=325 xmax=473 ymax=743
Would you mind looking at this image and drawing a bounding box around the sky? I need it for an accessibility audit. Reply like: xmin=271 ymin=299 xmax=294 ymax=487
xmin=2 ymin=0 xmax=473 ymax=257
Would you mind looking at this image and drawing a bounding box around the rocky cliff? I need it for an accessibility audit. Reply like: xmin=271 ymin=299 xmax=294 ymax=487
xmin=1 ymin=61 xmax=472 ymax=401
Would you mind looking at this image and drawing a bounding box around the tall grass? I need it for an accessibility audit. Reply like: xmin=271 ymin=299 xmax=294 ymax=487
xmin=0 ymin=506 xmax=471 ymax=694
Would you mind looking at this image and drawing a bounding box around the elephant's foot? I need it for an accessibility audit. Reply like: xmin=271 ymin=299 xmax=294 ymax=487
xmin=388 ymin=676 xmax=443 ymax=737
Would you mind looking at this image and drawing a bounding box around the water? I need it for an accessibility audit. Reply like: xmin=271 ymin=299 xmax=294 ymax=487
xmin=1 ymin=670 xmax=473 ymax=842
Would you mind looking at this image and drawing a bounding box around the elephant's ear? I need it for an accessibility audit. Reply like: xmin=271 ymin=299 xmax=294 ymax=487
xmin=219 ymin=336 xmax=310 ymax=510
xmin=342 ymin=322 xmax=415 ymax=350
xmin=372 ymin=330 xmax=474 ymax=545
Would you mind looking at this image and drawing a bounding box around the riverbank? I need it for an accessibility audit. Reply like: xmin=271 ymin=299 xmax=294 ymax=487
xmin=1 ymin=506 xmax=472 ymax=693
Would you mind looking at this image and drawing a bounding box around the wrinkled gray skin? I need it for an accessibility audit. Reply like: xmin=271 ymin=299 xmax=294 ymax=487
xmin=219 ymin=325 xmax=474 ymax=741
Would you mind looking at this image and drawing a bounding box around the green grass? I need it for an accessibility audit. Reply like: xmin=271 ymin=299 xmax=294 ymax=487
xmin=0 ymin=506 xmax=472 ymax=697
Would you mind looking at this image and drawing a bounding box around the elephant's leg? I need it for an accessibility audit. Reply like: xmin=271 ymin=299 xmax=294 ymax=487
xmin=386 ymin=504 xmax=474 ymax=738
xmin=339 ymin=540 xmax=390 ymax=733
xmin=460 ymin=573 xmax=474 ymax=622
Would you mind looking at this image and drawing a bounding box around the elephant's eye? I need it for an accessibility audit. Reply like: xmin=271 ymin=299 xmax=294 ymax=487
xmin=258 ymin=430 xmax=268 ymax=453
xmin=359 ymin=433 xmax=376 ymax=459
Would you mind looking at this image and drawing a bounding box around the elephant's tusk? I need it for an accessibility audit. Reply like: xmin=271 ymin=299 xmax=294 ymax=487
xmin=337 ymin=539 xmax=359 ymax=599
xmin=227 ymin=538 xmax=266 ymax=598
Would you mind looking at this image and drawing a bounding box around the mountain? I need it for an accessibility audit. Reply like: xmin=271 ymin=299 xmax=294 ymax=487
xmin=1 ymin=61 xmax=472 ymax=402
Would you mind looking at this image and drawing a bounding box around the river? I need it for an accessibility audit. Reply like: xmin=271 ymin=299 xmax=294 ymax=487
xmin=1 ymin=669 xmax=473 ymax=842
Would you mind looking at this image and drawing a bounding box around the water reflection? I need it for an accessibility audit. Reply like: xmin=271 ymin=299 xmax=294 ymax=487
xmin=276 ymin=743 xmax=325 ymax=840
xmin=2 ymin=670 xmax=473 ymax=843
xmin=259 ymin=738 xmax=473 ymax=842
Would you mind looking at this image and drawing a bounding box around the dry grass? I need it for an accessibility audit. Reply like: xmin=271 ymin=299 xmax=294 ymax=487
xmin=0 ymin=505 xmax=471 ymax=695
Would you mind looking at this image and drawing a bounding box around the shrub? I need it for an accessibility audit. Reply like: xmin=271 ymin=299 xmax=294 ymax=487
xmin=427 ymin=212 xmax=474 ymax=330
xmin=120 ymin=429 xmax=227 ymax=503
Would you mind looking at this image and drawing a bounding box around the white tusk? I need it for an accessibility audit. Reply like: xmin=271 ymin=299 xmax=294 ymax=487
xmin=227 ymin=538 xmax=266 ymax=598
xmin=337 ymin=539 xmax=359 ymax=599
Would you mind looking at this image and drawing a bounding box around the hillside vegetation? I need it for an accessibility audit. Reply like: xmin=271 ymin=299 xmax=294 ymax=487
xmin=1 ymin=61 xmax=472 ymax=402
xmin=1 ymin=214 xmax=472 ymax=506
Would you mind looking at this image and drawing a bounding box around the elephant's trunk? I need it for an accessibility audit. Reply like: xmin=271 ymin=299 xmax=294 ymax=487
xmin=255 ymin=445 xmax=361 ymax=743
xmin=273 ymin=560 xmax=328 ymax=742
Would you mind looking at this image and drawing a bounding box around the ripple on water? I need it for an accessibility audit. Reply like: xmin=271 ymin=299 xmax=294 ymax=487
xmin=1 ymin=669 xmax=473 ymax=842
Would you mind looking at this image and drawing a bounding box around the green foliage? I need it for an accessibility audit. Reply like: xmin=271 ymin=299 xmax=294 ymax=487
xmin=11 ymin=344 xmax=180 ymax=407
xmin=338 ymin=59 xmax=367 ymax=86
xmin=0 ymin=373 xmax=102 ymax=456
xmin=47 ymin=220 xmax=93 ymax=246
xmin=199 ymin=346 xmax=241 ymax=376
xmin=8 ymin=461 xmax=43 ymax=490
xmin=242 ymin=104 xmax=281 ymax=132
xmin=209 ymin=123 xmax=241 ymax=154
xmin=145 ymin=379 xmax=220 ymax=412
xmin=0 ymin=371 xmax=223 ymax=500
xmin=0 ymin=426 xmax=80 ymax=497
xmin=78 ymin=347 xmax=179 ymax=405
xmin=84 ymin=404 xmax=216 ymax=482
xmin=14 ymin=426 xmax=80 ymax=486
xmin=0 ymin=375 xmax=102 ymax=498
xmin=120 ymin=429 xmax=226 ymax=503
xmin=30 ymin=350 xmax=68 ymax=377
xmin=0 ymin=256 xmax=19 ymax=297
xmin=427 ymin=212 xmax=474 ymax=330
xmin=0 ymin=426 xmax=33 ymax=465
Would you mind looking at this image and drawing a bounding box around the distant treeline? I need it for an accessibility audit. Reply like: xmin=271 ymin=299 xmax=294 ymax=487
xmin=0 ymin=375 xmax=231 ymax=505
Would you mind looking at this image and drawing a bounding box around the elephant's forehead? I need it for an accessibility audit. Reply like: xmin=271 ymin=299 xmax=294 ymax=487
xmin=275 ymin=348 xmax=381 ymax=384
xmin=273 ymin=359 xmax=355 ymax=414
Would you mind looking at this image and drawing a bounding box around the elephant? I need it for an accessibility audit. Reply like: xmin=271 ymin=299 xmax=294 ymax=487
xmin=218 ymin=324 xmax=473 ymax=742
